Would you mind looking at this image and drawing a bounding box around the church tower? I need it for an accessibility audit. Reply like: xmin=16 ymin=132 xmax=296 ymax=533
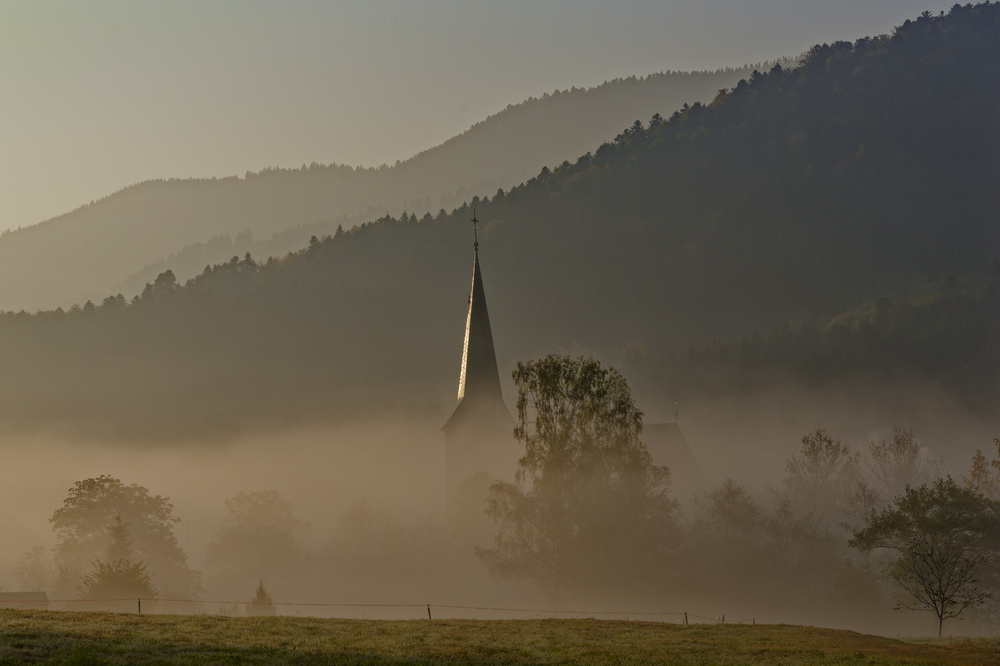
xmin=441 ymin=215 xmax=516 ymax=501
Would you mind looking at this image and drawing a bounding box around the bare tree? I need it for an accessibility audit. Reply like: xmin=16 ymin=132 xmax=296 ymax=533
xmin=337 ymin=496 xmax=406 ymax=577
xmin=893 ymin=534 xmax=989 ymax=636
xmin=693 ymin=478 xmax=764 ymax=557
xmin=14 ymin=545 xmax=55 ymax=592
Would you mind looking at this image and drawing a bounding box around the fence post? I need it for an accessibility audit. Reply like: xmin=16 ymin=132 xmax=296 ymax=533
xmin=138 ymin=598 xmax=141 ymax=615
xmin=684 ymin=612 xmax=688 ymax=625
xmin=427 ymin=604 xmax=432 ymax=621
xmin=721 ymin=615 xmax=725 ymax=624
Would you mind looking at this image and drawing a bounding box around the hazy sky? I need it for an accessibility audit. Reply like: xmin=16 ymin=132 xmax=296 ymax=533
xmin=2 ymin=0 xmax=941 ymax=232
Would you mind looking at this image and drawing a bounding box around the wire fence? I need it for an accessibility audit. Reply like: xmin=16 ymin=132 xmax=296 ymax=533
xmin=0 ymin=597 xmax=757 ymax=624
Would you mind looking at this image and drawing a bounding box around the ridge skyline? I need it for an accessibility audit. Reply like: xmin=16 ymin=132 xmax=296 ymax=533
xmin=3 ymin=0 xmax=945 ymax=234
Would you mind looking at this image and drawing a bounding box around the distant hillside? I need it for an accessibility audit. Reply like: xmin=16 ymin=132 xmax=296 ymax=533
xmin=622 ymin=272 xmax=1000 ymax=414
xmin=0 ymin=64 xmax=786 ymax=312
xmin=0 ymin=4 xmax=996 ymax=441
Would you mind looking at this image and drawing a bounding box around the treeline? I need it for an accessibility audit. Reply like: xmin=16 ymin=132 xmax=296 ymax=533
xmin=0 ymin=62 xmax=766 ymax=312
xmin=624 ymin=270 xmax=1000 ymax=411
xmin=4 ymin=349 xmax=994 ymax=634
xmin=0 ymin=237 xmax=468 ymax=440
xmin=14 ymin=426 xmax=1000 ymax=634
xmin=117 ymin=61 xmax=793 ymax=297
xmin=677 ymin=427 xmax=1000 ymax=634
xmin=16 ymin=477 xmax=465 ymax=615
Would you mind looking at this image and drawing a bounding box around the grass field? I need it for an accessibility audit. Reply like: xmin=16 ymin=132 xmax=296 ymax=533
xmin=0 ymin=609 xmax=997 ymax=665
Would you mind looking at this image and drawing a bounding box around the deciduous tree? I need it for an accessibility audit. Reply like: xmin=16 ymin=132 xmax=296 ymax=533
xmin=963 ymin=439 xmax=1000 ymax=500
xmin=850 ymin=477 xmax=1000 ymax=636
xmin=50 ymin=475 xmax=199 ymax=599
xmin=477 ymin=354 xmax=678 ymax=604
xmin=205 ymin=490 xmax=305 ymax=593
xmin=867 ymin=428 xmax=943 ymax=504
xmin=14 ymin=545 xmax=55 ymax=592
xmin=784 ymin=428 xmax=860 ymax=528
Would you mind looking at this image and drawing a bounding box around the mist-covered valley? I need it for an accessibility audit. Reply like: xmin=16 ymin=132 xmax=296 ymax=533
xmin=1 ymin=2 xmax=999 ymax=643
xmin=2 ymin=382 xmax=998 ymax=634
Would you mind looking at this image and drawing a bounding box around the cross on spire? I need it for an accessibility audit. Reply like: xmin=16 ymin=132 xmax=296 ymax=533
xmin=472 ymin=208 xmax=479 ymax=250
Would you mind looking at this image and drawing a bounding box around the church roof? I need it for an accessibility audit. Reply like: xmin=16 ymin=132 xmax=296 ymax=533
xmin=643 ymin=423 xmax=707 ymax=500
xmin=442 ymin=227 xmax=511 ymax=433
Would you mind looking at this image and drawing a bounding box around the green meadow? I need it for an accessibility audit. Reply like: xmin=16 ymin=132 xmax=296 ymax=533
xmin=1 ymin=610 xmax=996 ymax=665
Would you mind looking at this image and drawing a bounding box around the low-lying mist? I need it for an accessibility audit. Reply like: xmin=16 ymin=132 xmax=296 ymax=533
xmin=2 ymin=376 xmax=997 ymax=636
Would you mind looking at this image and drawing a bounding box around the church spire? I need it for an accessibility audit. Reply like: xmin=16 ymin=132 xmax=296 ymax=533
xmin=456 ymin=209 xmax=501 ymax=402
xmin=440 ymin=212 xmax=515 ymax=500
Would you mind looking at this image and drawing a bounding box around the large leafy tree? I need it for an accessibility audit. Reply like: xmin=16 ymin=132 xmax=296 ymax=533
xmin=850 ymin=477 xmax=1000 ymax=636
xmin=477 ymin=354 xmax=678 ymax=605
xmin=50 ymin=475 xmax=199 ymax=599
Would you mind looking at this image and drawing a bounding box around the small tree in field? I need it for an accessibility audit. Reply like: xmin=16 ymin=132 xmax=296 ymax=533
xmin=477 ymin=354 xmax=678 ymax=605
xmin=892 ymin=535 xmax=988 ymax=634
xmin=78 ymin=560 xmax=157 ymax=606
xmin=246 ymin=578 xmax=276 ymax=616
xmin=77 ymin=516 xmax=158 ymax=611
xmin=850 ymin=477 xmax=1000 ymax=636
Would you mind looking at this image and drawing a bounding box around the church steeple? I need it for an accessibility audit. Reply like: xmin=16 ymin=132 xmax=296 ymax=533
xmin=441 ymin=212 xmax=516 ymax=502
xmin=456 ymin=212 xmax=502 ymax=402
xmin=443 ymin=211 xmax=508 ymax=432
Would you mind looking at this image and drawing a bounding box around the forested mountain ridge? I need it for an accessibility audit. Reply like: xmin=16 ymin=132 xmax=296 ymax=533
xmin=0 ymin=64 xmax=783 ymax=312
xmin=623 ymin=270 xmax=1000 ymax=414
xmin=0 ymin=4 xmax=997 ymax=441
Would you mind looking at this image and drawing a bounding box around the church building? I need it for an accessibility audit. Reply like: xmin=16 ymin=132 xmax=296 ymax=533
xmin=441 ymin=217 xmax=517 ymax=502
xmin=439 ymin=217 xmax=705 ymax=507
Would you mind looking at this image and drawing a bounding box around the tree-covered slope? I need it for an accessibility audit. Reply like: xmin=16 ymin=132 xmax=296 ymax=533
xmin=0 ymin=65 xmax=776 ymax=312
xmin=0 ymin=5 xmax=996 ymax=441
xmin=622 ymin=271 xmax=1000 ymax=414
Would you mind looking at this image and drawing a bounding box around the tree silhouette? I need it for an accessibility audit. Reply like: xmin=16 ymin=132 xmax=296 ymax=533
xmin=246 ymin=577 xmax=276 ymax=616
xmin=784 ymin=428 xmax=861 ymax=528
xmin=51 ymin=476 xmax=199 ymax=599
xmin=77 ymin=515 xmax=157 ymax=612
xmin=850 ymin=477 xmax=1000 ymax=636
xmin=477 ymin=354 xmax=678 ymax=604
xmin=205 ymin=490 xmax=305 ymax=594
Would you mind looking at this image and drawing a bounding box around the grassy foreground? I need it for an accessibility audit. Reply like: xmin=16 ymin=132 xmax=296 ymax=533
xmin=0 ymin=609 xmax=996 ymax=665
